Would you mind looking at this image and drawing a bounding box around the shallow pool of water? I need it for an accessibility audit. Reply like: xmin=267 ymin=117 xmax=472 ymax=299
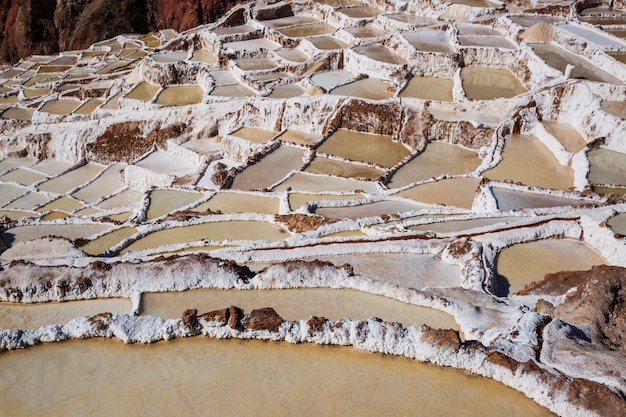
xmin=231 ymin=145 xmax=305 ymax=190
xmin=0 ymin=336 xmax=554 ymax=417
xmin=150 ymin=51 xmax=188 ymax=63
xmin=409 ymin=216 xmax=524 ymax=233
xmin=345 ymin=26 xmax=385 ymax=38
xmin=397 ymin=177 xmax=481 ymax=209
xmin=530 ymin=43 xmax=620 ymax=83
xmin=288 ymin=192 xmax=362 ymax=210
xmin=193 ymin=192 xmax=279 ymax=214
xmin=210 ymin=84 xmax=255 ymax=97
xmin=403 ymin=30 xmax=452 ymax=53
xmin=36 ymin=196 xmax=83 ymax=213
xmin=74 ymin=99 xmax=103 ymax=115
xmin=121 ymin=220 xmax=289 ymax=253
xmin=223 ymin=38 xmax=281 ymax=51
xmin=316 ymin=200 xmax=424 ymax=219
xmin=190 ymin=49 xmax=218 ymax=64
xmin=330 ymin=78 xmax=394 ymax=100
xmin=273 ymin=172 xmax=380 ymax=193
xmin=338 ymin=5 xmax=384 ymax=18
xmin=461 ymin=67 xmax=527 ymax=100
xmin=72 ymin=163 xmax=126 ymax=204
xmin=3 ymin=191 xmax=51 ymax=211
xmin=492 ymin=188 xmax=588 ymax=212
xmin=311 ymin=70 xmax=355 ymax=90
xmin=317 ymin=130 xmax=411 ymax=168
xmin=388 ymin=142 xmax=480 ymax=188
xmin=0 ymin=183 xmax=28 ymax=206
xmin=541 ymin=121 xmax=587 ymax=154
xmin=495 ymin=239 xmax=605 ymax=296
xmin=125 ymin=82 xmax=160 ymax=101
xmin=39 ymin=99 xmax=82 ymax=115
xmin=275 ymin=130 xmax=320 ymax=146
xmin=231 ymin=126 xmax=277 ymax=144
xmin=458 ymin=36 xmax=517 ymax=49
xmin=607 ymin=212 xmax=626 ymax=236
xmin=97 ymin=189 xmax=144 ymax=210
xmin=236 ymin=58 xmax=277 ymax=71
xmin=305 ymin=156 xmax=384 ymax=180
xmin=307 ymin=36 xmax=349 ymax=50
xmin=268 ymin=84 xmax=305 ymax=99
xmin=38 ymin=163 xmax=105 ymax=194
xmin=587 ymin=148 xmax=626 ymax=186
xmin=1 ymin=107 xmax=35 ymax=121
xmin=279 ymin=22 xmax=338 ymax=37
xmin=156 ymin=85 xmax=204 ymax=106
xmin=80 ymin=227 xmax=138 ymax=256
xmin=146 ymin=190 xmax=204 ymax=220
xmin=353 ymin=46 xmax=406 ymax=65
xmin=142 ymin=287 xmax=458 ymax=329
xmin=276 ymin=49 xmax=310 ymax=62
xmin=399 ymin=77 xmax=453 ymax=101
xmin=0 ymin=298 xmax=130 ymax=331
xmin=0 ymin=168 xmax=46 ymax=186
xmin=2 ymin=223 xmax=111 ymax=247
xmin=483 ymin=134 xmax=574 ymax=190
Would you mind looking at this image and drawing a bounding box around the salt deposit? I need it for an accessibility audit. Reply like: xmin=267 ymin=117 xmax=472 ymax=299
xmin=0 ymin=1 xmax=626 ymax=415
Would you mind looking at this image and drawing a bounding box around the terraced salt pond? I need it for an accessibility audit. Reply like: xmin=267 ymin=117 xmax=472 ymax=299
xmin=317 ymin=130 xmax=410 ymax=167
xmin=0 ymin=298 xmax=131 ymax=331
xmin=0 ymin=337 xmax=554 ymax=417
xmin=461 ymin=67 xmax=527 ymax=100
xmin=388 ymin=142 xmax=480 ymax=188
xmin=495 ymin=239 xmax=606 ymax=295
xmin=120 ymin=221 xmax=289 ymax=254
xmin=141 ymin=288 xmax=459 ymax=329
xmin=484 ymin=134 xmax=574 ymax=190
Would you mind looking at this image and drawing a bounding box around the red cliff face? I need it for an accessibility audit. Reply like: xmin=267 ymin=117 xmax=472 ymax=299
xmin=0 ymin=0 xmax=240 ymax=64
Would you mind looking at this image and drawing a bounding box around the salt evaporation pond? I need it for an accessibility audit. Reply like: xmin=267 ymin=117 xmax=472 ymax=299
xmin=461 ymin=67 xmax=527 ymax=100
xmin=305 ymin=156 xmax=384 ymax=180
xmin=192 ymin=192 xmax=280 ymax=214
xmin=156 ymin=86 xmax=204 ymax=106
xmin=330 ymin=78 xmax=394 ymax=100
xmin=146 ymin=190 xmax=204 ymax=220
xmin=316 ymin=200 xmax=422 ymax=219
xmin=388 ymin=142 xmax=480 ymax=188
xmin=495 ymin=239 xmax=606 ymax=295
xmin=492 ymin=188 xmax=588 ymax=212
xmin=120 ymin=220 xmax=289 ymax=254
xmin=0 ymin=168 xmax=47 ymax=186
xmin=141 ymin=288 xmax=459 ymax=329
xmin=484 ymin=134 xmax=574 ymax=190
xmin=399 ymin=77 xmax=454 ymax=101
xmin=587 ymin=148 xmax=626 ymax=186
xmin=231 ymin=145 xmax=305 ymax=190
xmin=607 ymin=212 xmax=626 ymax=236
xmin=0 ymin=337 xmax=554 ymax=417
xmin=79 ymin=227 xmax=138 ymax=255
xmin=397 ymin=177 xmax=481 ymax=209
xmin=273 ymin=172 xmax=380 ymax=193
xmin=0 ymin=298 xmax=131 ymax=331
xmin=1 ymin=224 xmax=112 ymax=247
xmin=317 ymin=130 xmax=410 ymax=167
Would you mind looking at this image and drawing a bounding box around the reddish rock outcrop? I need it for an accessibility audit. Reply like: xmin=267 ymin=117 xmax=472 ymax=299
xmin=0 ymin=0 xmax=242 ymax=64
xmin=243 ymin=307 xmax=285 ymax=332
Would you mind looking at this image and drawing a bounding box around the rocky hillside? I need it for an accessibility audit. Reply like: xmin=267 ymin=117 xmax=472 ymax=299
xmin=0 ymin=0 xmax=239 ymax=63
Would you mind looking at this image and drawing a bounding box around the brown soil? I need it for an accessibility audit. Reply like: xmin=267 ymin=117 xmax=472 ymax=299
xmin=243 ymin=307 xmax=285 ymax=332
xmin=274 ymin=213 xmax=337 ymax=233
xmin=86 ymin=121 xmax=188 ymax=163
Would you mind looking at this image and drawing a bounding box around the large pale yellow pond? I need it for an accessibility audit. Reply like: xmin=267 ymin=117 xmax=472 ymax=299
xmin=0 ymin=337 xmax=554 ymax=416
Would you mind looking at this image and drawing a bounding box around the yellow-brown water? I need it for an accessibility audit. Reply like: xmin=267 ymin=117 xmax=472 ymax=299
xmin=483 ymin=134 xmax=574 ymax=190
xmin=330 ymin=78 xmax=394 ymax=100
xmin=541 ymin=121 xmax=587 ymax=153
xmin=399 ymin=77 xmax=453 ymax=101
xmin=305 ymin=156 xmax=384 ymax=180
xmin=231 ymin=145 xmax=305 ymax=190
xmin=146 ymin=190 xmax=204 ymax=220
xmin=461 ymin=67 xmax=527 ymax=100
xmin=0 ymin=298 xmax=130 ymax=331
xmin=317 ymin=130 xmax=410 ymax=168
xmin=388 ymin=142 xmax=480 ymax=188
xmin=495 ymin=239 xmax=606 ymax=295
xmin=79 ymin=227 xmax=138 ymax=256
xmin=120 ymin=221 xmax=289 ymax=253
xmin=0 ymin=337 xmax=554 ymax=417
xmin=192 ymin=192 xmax=279 ymax=214
xmin=156 ymin=86 xmax=204 ymax=106
xmin=397 ymin=177 xmax=481 ymax=209
xmin=141 ymin=288 xmax=458 ymax=329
